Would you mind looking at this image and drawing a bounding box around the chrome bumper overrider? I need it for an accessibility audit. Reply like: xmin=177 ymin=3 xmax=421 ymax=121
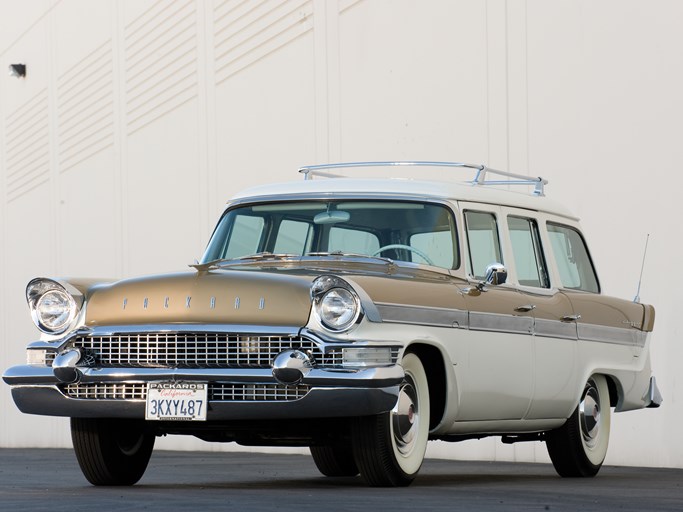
xmin=646 ymin=376 xmax=663 ymax=408
xmin=3 ymin=364 xmax=403 ymax=420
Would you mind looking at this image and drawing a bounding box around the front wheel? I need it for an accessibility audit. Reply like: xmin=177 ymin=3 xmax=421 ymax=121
xmin=71 ymin=418 xmax=155 ymax=485
xmin=310 ymin=442 xmax=359 ymax=477
xmin=352 ymin=353 xmax=430 ymax=486
xmin=546 ymin=375 xmax=611 ymax=477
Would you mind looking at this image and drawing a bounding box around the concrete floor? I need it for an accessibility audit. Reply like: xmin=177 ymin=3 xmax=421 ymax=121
xmin=0 ymin=449 xmax=681 ymax=512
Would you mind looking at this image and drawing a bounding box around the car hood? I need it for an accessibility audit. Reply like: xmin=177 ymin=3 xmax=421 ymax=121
xmin=81 ymin=263 xmax=468 ymax=329
xmin=83 ymin=270 xmax=315 ymax=327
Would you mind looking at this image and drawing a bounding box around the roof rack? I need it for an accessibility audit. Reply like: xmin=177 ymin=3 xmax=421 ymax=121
xmin=298 ymin=161 xmax=548 ymax=196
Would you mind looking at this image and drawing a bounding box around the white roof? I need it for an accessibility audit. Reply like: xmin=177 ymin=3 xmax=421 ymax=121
xmin=231 ymin=177 xmax=578 ymax=220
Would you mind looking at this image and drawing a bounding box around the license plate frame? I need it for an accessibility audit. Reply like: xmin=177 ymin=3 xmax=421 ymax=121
xmin=145 ymin=382 xmax=208 ymax=421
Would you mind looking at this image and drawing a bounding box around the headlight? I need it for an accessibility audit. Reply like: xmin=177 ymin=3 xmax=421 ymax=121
xmin=311 ymin=276 xmax=362 ymax=332
xmin=26 ymin=279 xmax=80 ymax=334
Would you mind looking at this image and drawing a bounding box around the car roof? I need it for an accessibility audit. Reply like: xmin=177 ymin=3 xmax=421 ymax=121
xmin=230 ymin=177 xmax=579 ymax=221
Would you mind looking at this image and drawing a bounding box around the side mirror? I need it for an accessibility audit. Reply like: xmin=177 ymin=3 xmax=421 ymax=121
xmin=465 ymin=262 xmax=508 ymax=296
xmin=484 ymin=262 xmax=507 ymax=286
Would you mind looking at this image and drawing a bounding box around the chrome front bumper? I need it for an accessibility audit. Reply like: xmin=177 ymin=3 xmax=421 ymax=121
xmin=3 ymin=364 xmax=403 ymax=420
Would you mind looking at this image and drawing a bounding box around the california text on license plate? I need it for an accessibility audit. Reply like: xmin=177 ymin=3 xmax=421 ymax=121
xmin=145 ymin=382 xmax=208 ymax=421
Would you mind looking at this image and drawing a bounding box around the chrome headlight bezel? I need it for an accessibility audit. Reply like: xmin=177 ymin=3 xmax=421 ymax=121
xmin=311 ymin=275 xmax=363 ymax=332
xmin=26 ymin=278 xmax=80 ymax=334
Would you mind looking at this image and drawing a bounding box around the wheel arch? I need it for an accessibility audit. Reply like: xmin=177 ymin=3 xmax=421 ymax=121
xmin=403 ymin=342 xmax=450 ymax=432
xmin=580 ymin=370 xmax=622 ymax=410
xmin=603 ymin=374 xmax=619 ymax=408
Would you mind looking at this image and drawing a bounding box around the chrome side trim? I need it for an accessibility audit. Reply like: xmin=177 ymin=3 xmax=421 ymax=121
xmin=577 ymin=323 xmax=647 ymax=347
xmin=374 ymin=304 xmax=644 ymax=348
xmin=469 ymin=311 xmax=533 ymax=335
xmin=375 ymin=303 xmax=468 ymax=329
xmin=534 ymin=318 xmax=577 ymax=340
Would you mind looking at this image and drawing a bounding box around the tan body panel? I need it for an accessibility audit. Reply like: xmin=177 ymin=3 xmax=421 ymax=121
xmin=84 ymin=271 xmax=313 ymax=327
xmin=350 ymin=273 xmax=467 ymax=311
xmin=562 ymin=290 xmax=646 ymax=331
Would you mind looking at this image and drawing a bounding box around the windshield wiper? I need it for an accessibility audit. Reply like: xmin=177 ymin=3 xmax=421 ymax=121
xmin=305 ymin=251 xmax=395 ymax=265
xmin=190 ymin=253 xmax=299 ymax=271
xmin=191 ymin=251 xmax=396 ymax=272
xmin=234 ymin=252 xmax=299 ymax=261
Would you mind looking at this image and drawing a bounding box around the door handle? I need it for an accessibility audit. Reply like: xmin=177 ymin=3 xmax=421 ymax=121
xmin=561 ymin=314 xmax=581 ymax=322
xmin=514 ymin=304 xmax=536 ymax=313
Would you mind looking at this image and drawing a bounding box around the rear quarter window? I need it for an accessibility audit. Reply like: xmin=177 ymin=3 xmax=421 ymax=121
xmin=547 ymin=222 xmax=600 ymax=293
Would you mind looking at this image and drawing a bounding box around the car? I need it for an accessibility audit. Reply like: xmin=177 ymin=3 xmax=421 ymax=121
xmin=3 ymin=161 xmax=662 ymax=487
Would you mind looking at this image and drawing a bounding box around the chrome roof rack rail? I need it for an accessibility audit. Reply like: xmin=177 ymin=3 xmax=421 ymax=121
xmin=298 ymin=161 xmax=548 ymax=196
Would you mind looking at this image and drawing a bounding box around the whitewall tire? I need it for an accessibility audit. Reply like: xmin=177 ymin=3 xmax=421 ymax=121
xmin=546 ymin=374 xmax=611 ymax=477
xmin=352 ymin=353 xmax=430 ymax=486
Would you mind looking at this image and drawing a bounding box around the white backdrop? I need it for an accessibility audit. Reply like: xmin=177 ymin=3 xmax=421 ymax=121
xmin=1 ymin=0 xmax=680 ymax=468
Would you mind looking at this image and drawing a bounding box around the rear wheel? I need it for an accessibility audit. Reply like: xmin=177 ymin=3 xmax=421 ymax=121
xmin=71 ymin=418 xmax=155 ymax=486
xmin=310 ymin=442 xmax=359 ymax=477
xmin=546 ymin=375 xmax=611 ymax=477
xmin=352 ymin=353 xmax=430 ymax=487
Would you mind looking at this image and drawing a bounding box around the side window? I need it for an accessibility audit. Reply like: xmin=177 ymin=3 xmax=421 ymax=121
xmin=328 ymin=227 xmax=380 ymax=254
xmin=464 ymin=211 xmax=502 ymax=280
xmin=274 ymin=219 xmax=312 ymax=255
xmin=507 ymin=216 xmax=550 ymax=288
xmin=547 ymin=223 xmax=600 ymax=293
xmin=224 ymin=215 xmax=264 ymax=259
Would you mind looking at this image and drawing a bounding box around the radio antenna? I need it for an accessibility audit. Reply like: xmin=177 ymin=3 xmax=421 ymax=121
xmin=634 ymin=234 xmax=650 ymax=303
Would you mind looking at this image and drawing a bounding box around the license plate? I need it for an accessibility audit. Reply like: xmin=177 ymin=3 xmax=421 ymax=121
xmin=145 ymin=382 xmax=208 ymax=421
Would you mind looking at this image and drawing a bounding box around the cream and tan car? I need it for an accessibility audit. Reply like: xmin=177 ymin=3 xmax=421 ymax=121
xmin=4 ymin=162 xmax=661 ymax=486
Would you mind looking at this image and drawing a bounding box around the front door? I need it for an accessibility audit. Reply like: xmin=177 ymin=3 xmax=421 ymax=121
xmin=455 ymin=206 xmax=534 ymax=421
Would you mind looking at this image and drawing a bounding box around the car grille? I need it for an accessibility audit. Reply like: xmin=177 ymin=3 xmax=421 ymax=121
xmin=63 ymin=382 xmax=310 ymax=401
xmin=70 ymin=333 xmax=326 ymax=369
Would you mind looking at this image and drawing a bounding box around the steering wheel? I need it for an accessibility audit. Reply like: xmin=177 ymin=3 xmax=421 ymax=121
xmin=372 ymin=244 xmax=435 ymax=266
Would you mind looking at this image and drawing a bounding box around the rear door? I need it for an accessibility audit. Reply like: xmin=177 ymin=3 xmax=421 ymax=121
xmin=501 ymin=208 xmax=578 ymax=419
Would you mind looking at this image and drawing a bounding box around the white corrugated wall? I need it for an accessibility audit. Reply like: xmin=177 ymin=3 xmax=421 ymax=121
xmin=0 ymin=0 xmax=680 ymax=468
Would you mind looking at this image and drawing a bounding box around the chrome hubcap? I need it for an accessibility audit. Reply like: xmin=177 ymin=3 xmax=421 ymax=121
xmin=579 ymin=382 xmax=601 ymax=448
xmin=392 ymin=380 xmax=419 ymax=455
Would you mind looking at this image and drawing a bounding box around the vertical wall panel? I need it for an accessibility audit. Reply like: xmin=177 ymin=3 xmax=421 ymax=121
xmin=338 ymin=0 xmax=488 ymax=163
xmin=124 ymin=0 xmax=198 ymax=135
xmin=214 ymin=0 xmax=314 ymax=85
xmin=56 ymin=41 xmax=114 ymax=173
xmin=121 ymin=0 xmax=202 ymax=275
xmin=4 ymin=90 xmax=50 ymax=202
xmin=213 ymin=0 xmax=316 ymax=203
xmin=2 ymin=185 xmax=69 ymax=448
xmin=52 ymin=0 xmax=119 ymax=278
xmin=1 ymin=13 xmax=61 ymax=447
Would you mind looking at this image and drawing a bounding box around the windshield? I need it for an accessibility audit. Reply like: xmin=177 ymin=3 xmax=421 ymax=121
xmin=202 ymin=200 xmax=459 ymax=269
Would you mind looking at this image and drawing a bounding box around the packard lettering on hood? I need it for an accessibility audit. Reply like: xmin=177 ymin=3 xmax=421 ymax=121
xmin=3 ymin=161 xmax=661 ymax=489
xmin=83 ymin=272 xmax=312 ymax=327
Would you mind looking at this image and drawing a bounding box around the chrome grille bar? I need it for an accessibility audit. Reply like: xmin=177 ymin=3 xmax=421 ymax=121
xmin=210 ymin=383 xmax=310 ymax=401
xmin=63 ymin=382 xmax=310 ymax=402
xmin=72 ymin=333 xmax=323 ymax=369
xmin=64 ymin=382 xmax=146 ymax=400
